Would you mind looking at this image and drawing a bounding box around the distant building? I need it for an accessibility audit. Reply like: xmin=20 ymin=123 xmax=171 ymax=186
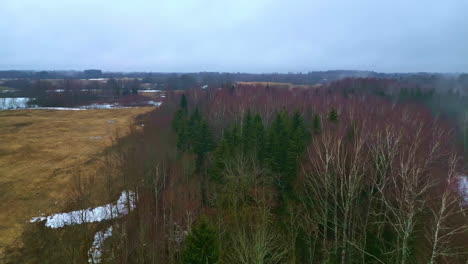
xmin=84 ymin=69 xmax=103 ymax=79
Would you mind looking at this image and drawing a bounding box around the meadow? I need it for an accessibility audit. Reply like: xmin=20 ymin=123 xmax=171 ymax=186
xmin=0 ymin=107 xmax=152 ymax=257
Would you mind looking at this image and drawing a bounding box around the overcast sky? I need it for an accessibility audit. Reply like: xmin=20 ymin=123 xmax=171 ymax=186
xmin=1 ymin=0 xmax=467 ymax=73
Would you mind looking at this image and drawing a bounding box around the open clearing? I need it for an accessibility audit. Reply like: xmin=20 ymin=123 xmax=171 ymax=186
xmin=0 ymin=107 xmax=153 ymax=256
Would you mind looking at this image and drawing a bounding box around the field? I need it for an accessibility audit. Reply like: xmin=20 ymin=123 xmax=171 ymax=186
xmin=0 ymin=107 xmax=153 ymax=256
xmin=0 ymin=86 xmax=17 ymax=93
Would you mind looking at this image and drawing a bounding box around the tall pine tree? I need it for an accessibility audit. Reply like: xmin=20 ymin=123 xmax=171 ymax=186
xmin=183 ymin=216 xmax=220 ymax=264
xmin=312 ymin=113 xmax=321 ymax=135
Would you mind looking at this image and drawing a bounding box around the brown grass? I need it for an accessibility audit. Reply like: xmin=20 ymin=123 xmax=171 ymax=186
xmin=0 ymin=107 xmax=153 ymax=256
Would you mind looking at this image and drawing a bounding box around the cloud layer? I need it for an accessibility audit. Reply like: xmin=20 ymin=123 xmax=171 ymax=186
xmin=1 ymin=0 xmax=467 ymax=72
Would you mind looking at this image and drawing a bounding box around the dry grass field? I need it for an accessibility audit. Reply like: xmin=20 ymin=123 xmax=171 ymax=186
xmin=0 ymin=107 xmax=153 ymax=256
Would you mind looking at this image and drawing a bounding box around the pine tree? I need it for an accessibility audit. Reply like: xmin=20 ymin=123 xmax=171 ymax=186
xmin=194 ymin=119 xmax=215 ymax=170
xmin=183 ymin=216 xmax=220 ymax=264
xmin=291 ymin=110 xmax=310 ymax=145
xmin=285 ymin=128 xmax=303 ymax=193
xmin=253 ymin=114 xmax=266 ymax=163
xmin=226 ymin=124 xmax=241 ymax=155
xmin=188 ymin=108 xmax=202 ymax=150
xmin=328 ymin=108 xmax=338 ymax=122
xmin=312 ymin=113 xmax=321 ymax=135
xmin=176 ymin=119 xmax=189 ymax=151
xmin=268 ymin=111 xmax=290 ymax=175
xmin=172 ymin=109 xmax=186 ymax=132
xmin=180 ymin=94 xmax=188 ymax=113
xmin=242 ymin=111 xmax=255 ymax=155
xmin=209 ymin=138 xmax=228 ymax=183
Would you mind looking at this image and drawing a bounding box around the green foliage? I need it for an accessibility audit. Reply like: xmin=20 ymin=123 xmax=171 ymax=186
xmin=183 ymin=216 xmax=220 ymax=264
xmin=312 ymin=113 xmax=321 ymax=135
xmin=180 ymin=94 xmax=188 ymax=112
xmin=241 ymin=111 xmax=255 ymax=155
xmin=328 ymin=108 xmax=338 ymax=122
xmin=253 ymin=114 xmax=267 ymax=163
xmin=209 ymin=138 xmax=228 ymax=183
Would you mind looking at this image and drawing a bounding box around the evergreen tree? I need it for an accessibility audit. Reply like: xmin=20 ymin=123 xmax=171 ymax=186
xmin=328 ymin=108 xmax=338 ymax=122
xmin=180 ymin=94 xmax=188 ymax=112
xmin=285 ymin=128 xmax=303 ymax=193
xmin=268 ymin=111 xmax=290 ymax=175
xmin=176 ymin=118 xmax=189 ymax=151
xmin=226 ymin=124 xmax=241 ymax=155
xmin=194 ymin=119 xmax=215 ymax=170
xmin=188 ymin=108 xmax=202 ymax=150
xmin=241 ymin=111 xmax=255 ymax=155
xmin=291 ymin=110 xmax=310 ymax=145
xmin=172 ymin=109 xmax=186 ymax=132
xmin=312 ymin=113 xmax=322 ymax=135
xmin=196 ymin=120 xmax=215 ymax=154
xmin=209 ymin=138 xmax=228 ymax=183
xmin=183 ymin=216 xmax=220 ymax=264
xmin=253 ymin=114 xmax=266 ymax=163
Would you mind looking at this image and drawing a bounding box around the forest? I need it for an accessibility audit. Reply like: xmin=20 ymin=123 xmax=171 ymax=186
xmin=6 ymin=79 xmax=468 ymax=264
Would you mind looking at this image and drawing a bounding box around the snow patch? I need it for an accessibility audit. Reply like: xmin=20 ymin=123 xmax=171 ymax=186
xmin=138 ymin=90 xmax=161 ymax=93
xmin=147 ymin=101 xmax=162 ymax=106
xmin=458 ymin=175 xmax=468 ymax=203
xmin=30 ymin=191 xmax=136 ymax=228
xmin=88 ymin=226 xmax=113 ymax=263
xmin=0 ymin=97 xmax=32 ymax=110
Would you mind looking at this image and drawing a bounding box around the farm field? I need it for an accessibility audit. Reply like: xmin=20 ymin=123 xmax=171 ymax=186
xmin=0 ymin=107 xmax=153 ymax=256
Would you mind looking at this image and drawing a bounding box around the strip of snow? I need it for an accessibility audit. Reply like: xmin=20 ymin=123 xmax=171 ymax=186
xmin=147 ymin=101 xmax=162 ymax=106
xmin=30 ymin=191 xmax=135 ymax=228
xmin=138 ymin=90 xmax=161 ymax=93
xmin=28 ymin=107 xmax=85 ymax=111
xmin=88 ymin=226 xmax=113 ymax=263
xmin=0 ymin=97 xmax=31 ymax=110
xmin=458 ymin=175 xmax=468 ymax=203
xmin=46 ymin=89 xmax=65 ymax=92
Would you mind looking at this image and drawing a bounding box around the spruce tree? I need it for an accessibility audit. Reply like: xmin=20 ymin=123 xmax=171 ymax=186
xmin=268 ymin=111 xmax=290 ymax=175
xmin=291 ymin=110 xmax=310 ymax=145
xmin=253 ymin=114 xmax=266 ymax=163
xmin=226 ymin=124 xmax=241 ymax=155
xmin=285 ymin=128 xmax=303 ymax=193
xmin=180 ymin=94 xmax=188 ymax=113
xmin=312 ymin=113 xmax=321 ymax=135
xmin=194 ymin=119 xmax=215 ymax=170
xmin=209 ymin=138 xmax=228 ymax=183
xmin=183 ymin=216 xmax=220 ymax=264
xmin=328 ymin=108 xmax=338 ymax=122
xmin=242 ymin=111 xmax=255 ymax=155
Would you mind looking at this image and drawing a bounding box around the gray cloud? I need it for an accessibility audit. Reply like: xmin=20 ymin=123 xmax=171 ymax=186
xmin=1 ymin=0 xmax=467 ymax=72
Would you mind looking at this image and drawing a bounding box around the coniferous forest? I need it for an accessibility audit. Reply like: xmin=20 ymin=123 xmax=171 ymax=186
xmin=8 ymin=81 xmax=468 ymax=264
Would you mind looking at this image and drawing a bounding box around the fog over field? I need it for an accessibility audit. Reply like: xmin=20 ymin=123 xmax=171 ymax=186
xmin=1 ymin=0 xmax=468 ymax=72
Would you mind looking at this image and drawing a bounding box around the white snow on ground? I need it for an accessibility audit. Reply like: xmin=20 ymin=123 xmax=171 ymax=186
xmin=30 ymin=191 xmax=135 ymax=228
xmin=46 ymin=89 xmax=65 ymax=92
xmin=0 ymin=97 xmax=32 ymax=110
xmin=147 ymin=101 xmax=162 ymax=106
xmin=88 ymin=226 xmax=113 ymax=264
xmin=3 ymin=100 xmax=163 ymax=111
xmin=138 ymin=90 xmax=161 ymax=93
xmin=458 ymin=175 xmax=468 ymax=203
xmin=80 ymin=103 xmax=118 ymax=109
xmin=30 ymin=107 xmax=85 ymax=111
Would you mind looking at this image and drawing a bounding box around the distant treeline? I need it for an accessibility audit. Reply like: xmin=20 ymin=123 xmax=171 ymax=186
xmin=2 ymin=70 xmax=468 ymax=88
